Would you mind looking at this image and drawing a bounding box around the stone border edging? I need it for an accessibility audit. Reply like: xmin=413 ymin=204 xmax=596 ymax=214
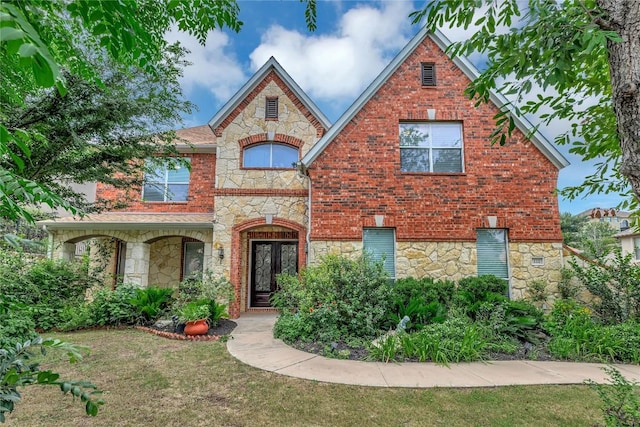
xmin=135 ymin=326 xmax=224 ymax=342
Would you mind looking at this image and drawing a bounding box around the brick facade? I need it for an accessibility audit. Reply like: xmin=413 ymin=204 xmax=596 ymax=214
xmin=308 ymin=36 xmax=563 ymax=244
xmin=96 ymin=152 xmax=216 ymax=213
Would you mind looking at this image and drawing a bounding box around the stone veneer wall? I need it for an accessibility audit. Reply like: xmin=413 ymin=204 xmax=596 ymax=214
xmin=49 ymin=228 xmax=213 ymax=289
xmin=216 ymin=80 xmax=319 ymax=191
xmin=309 ymin=240 xmax=563 ymax=301
xmin=148 ymin=237 xmax=182 ymax=288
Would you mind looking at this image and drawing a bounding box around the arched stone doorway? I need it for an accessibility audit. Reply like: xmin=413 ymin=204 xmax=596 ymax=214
xmin=230 ymin=218 xmax=306 ymax=317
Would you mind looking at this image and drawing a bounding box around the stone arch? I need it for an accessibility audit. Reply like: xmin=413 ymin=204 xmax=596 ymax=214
xmin=238 ymin=133 xmax=305 ymax=149
xmin=229 ymin=217 xmax=307 ymax=318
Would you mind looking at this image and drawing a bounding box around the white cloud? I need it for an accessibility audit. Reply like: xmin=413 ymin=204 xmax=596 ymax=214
xmin=165 ymin=29 xmax=247 ymax=103
xmin=249 ymin=1 xmax=413 ymax=102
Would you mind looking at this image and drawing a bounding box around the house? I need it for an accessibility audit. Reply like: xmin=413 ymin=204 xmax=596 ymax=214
xmin=615 ymin=228 xmax=640 ymax=263
xmin=577 ymin=207 xmax=633 ymax=232
xmin=40 ymin=27 xmax=569 ymax=318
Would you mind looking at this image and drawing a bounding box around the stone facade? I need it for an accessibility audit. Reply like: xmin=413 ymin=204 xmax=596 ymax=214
xmin=48 ymin=228 xmax=212 ymax=288
xmin=309 ymin=239 xmax=564 ymax=303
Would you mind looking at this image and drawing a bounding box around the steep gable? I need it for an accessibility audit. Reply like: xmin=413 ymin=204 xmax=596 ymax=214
xmin=302 ymin=28 xmax=568 ymax=169
xmin=304 ymin=27 xmax=567 ymax=243
xmin=208 ymin=57 xmax=330 ymax=139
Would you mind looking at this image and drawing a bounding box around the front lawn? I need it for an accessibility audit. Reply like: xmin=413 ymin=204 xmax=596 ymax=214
xmin=3 ymin=329 xmax=606 ymax=427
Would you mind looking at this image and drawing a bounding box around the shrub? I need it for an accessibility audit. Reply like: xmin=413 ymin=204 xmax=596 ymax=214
xmin=0 ymin=250 xmax=95 ymax=330
xmin=386 ymin=297 xmax=447 ymax=332
xmin=271 ymin=254 xmax=393 ymax=342
xmin=0 ymin=297 xmax=38 ymax=349
xmin=476 ymin=299 xmax=544 ymax=344
xmin=587 ymin=366 xmax=640 ymax=427
xmin=129 ymin=286 xmax=174 ymax=325
xmin=273 ymin=312 xmax=315 ymax=343
xmin=392 ymin=277 xmax=455 ymax=307
xmin=89 ymin=284 xmax=138 ymax=326
xmin=569 ymin=249 xmax=640 ymax=324
xmin=373 ymin=316 xmax=487 ymax=365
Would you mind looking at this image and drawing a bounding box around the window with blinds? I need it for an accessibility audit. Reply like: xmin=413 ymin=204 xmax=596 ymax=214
xmin=142 ymin=158 xmax=190 ymax=202
xmin=399 ymin=122 xmax=463 ymax=173
xmin=363 ymin=228 xmax=395 ymax=278
xmin=265 ymin=97 xmax=278 ymax=119
xmin=477 ymin=229 xmax=509 ymax=282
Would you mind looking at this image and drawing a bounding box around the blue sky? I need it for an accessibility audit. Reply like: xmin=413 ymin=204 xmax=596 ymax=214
xmin=166 ymin=0 xmax=624 ymax=215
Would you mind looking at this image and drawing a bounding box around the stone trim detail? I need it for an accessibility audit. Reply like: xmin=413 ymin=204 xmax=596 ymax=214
xmin=229 ymin=217 xmax=307 ymax=318
xmin=213 ymin=71 xmax=326 ymax=138
xmin=238 ymin=133 xmax=305 ymax=149
xmin=215 ymin=188 xmax=307 ymax=197
xmin=248 ymin=231 xmax=298 ymax=239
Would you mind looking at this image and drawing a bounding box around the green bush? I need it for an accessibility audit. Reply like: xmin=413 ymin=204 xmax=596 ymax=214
xmin=0 ymin=250 xmax=95 ymax=330
xmin=569 ymin=249 xmax=640 ymax=324
xmin=0 ymin=297 xmax=38 ymax=349
xmin=392 ymin=277 xmax=455 ymax=306
xmin=271 ymin=254 xmax=393 ymax=342
xmin=587 ymin=366 xmax=640 ymax=427
xmin=456 ymin=275 xmax=508 ymax=303
xmin=476 ymin=299 xmax=544 ymax=344
xmin=129 ymin=286 xmax=174 ymax=325
xmin=89 ymin=284 xmax=138 ymax=326
xmin=273 ymin=312 xmax=315 ymax=343
xmin=386 ymin=297 xmax=447 ymax=331
xmin=370 ymin=316 xmax=487 ymax=365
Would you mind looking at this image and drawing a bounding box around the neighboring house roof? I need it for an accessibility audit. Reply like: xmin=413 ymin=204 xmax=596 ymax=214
xmin=301 ymin=27 xmax=569 ymax=170
xmin=208 ymin=56 xmax=332 ymax=133
xmin=577 ymin=207 xmax=631 ymax=219
xmin=39 ymin=213 xmax=214 ymax=230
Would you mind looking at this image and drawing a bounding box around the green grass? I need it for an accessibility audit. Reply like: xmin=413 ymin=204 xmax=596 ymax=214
xmin=4 ymin=329 xmax=609 ymax=426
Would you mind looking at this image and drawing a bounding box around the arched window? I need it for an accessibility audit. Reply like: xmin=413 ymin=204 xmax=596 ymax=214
xmin=243 ymin=143 xmax=298 ymax=168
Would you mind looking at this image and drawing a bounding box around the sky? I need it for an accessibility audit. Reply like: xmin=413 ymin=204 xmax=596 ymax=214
xmin=165 ymin=0 xmax=625 ymax=215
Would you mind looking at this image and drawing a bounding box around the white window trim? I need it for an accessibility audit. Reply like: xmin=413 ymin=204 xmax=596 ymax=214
xmin=399 ymin=122 xmax=465 ymax=173
xmin=243 ymin=143 xmax=298 ymax=169
xmin=142 ymin=159 xmax=190 ymax=202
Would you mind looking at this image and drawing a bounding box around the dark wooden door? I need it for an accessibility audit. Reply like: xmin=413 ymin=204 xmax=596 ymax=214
xmin=251 ymin=241 xmax=298 ymax=307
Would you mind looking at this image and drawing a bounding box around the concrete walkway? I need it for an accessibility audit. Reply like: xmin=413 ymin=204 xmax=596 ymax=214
xmin=226 ymin=313 xmax=640 ymax=388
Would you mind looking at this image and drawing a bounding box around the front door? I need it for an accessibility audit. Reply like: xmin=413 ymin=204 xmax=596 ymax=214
xmin=251 ymin=241 xmax=298 ymax=307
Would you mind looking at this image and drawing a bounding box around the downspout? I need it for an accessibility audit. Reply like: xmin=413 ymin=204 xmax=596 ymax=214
xmin=297 ymin=161 xmax=311 ymax=266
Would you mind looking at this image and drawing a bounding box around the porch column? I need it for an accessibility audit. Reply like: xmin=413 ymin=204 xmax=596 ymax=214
xmin=58 ymin=242 xmax=76 ymax=262
xmin=123 ymin=242 xmax=150 ymax=288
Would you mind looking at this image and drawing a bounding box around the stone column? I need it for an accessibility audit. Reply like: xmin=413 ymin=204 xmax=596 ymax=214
xmin=56 ymin=242 xmax=77 ymax=262
xmin=123 ymin=242 xmax=150 ymax=288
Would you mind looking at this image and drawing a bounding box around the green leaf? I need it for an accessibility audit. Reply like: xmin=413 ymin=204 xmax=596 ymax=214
xmin=0 ymin=26 xmax=25 ymax=41
xmin=17 ymin=42 xmax=37 ymax=57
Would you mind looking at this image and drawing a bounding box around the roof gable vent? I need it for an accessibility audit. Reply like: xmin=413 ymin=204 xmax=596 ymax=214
xmin=421 ymin=62 xmax=436 ymax=86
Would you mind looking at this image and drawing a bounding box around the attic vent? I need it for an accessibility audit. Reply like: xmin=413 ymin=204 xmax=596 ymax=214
xmin=265 ymin=97 xmax=278 ymax=119
xmin=421 ymin=62 xmax=436 ymax=86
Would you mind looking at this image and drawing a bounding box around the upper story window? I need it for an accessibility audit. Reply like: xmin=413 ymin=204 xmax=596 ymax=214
xmin=399 ymin=122 xmax=463 ymax=173
xmin=243 ymin=143 xmax=298 ymax=168
xmin=142 ymin=158 xmax=190 ymax=202
xmin=421 ymin=62 xmax=436 ymax=86
xmin=265 ymin=97 xmax=278 ymax=119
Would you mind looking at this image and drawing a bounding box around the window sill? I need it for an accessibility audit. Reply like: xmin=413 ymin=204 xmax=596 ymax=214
xmin=142 ymin=201 xmax=189 ymax=204
xmin=241 ymin=167 xmax=297 ymax=171
xmin=400 ymin=172 xmax=466 ymax=176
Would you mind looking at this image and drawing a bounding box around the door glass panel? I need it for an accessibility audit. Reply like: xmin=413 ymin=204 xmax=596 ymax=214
xmin=280 ymin=244 xmax=297 ymax=275
xmin=254 ymin=243 xmax=272 ymax=292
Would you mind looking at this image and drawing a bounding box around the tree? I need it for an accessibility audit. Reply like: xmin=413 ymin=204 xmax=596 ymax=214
xmin=2 ymin=46 xmax=193 ymax=213
xmin=0 ymin=0 xmax=244 ymax=222
xmin=578 ymin=220 xmax=618 ymax=259
xmin=412 ymin=0 xmax=639 ymax=212
xmin=560 ymin=212 xmax=589 ymax=246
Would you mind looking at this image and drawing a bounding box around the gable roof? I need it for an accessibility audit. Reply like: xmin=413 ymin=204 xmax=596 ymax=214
xmin=208 ymin=56 xmax=331 ymax=134
xmin=301 ymin=26 xmax=569 ymax=170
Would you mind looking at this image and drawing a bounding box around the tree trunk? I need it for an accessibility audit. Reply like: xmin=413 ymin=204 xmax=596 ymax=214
xmin=597 ymin=0 xmax=640 ymax=204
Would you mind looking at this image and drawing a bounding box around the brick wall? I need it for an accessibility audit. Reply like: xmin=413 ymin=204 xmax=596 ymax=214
xmin=96 ymin=152 xmax=216 ymax=213
xmin=308 ymin=36 xmax=562 ymax=243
